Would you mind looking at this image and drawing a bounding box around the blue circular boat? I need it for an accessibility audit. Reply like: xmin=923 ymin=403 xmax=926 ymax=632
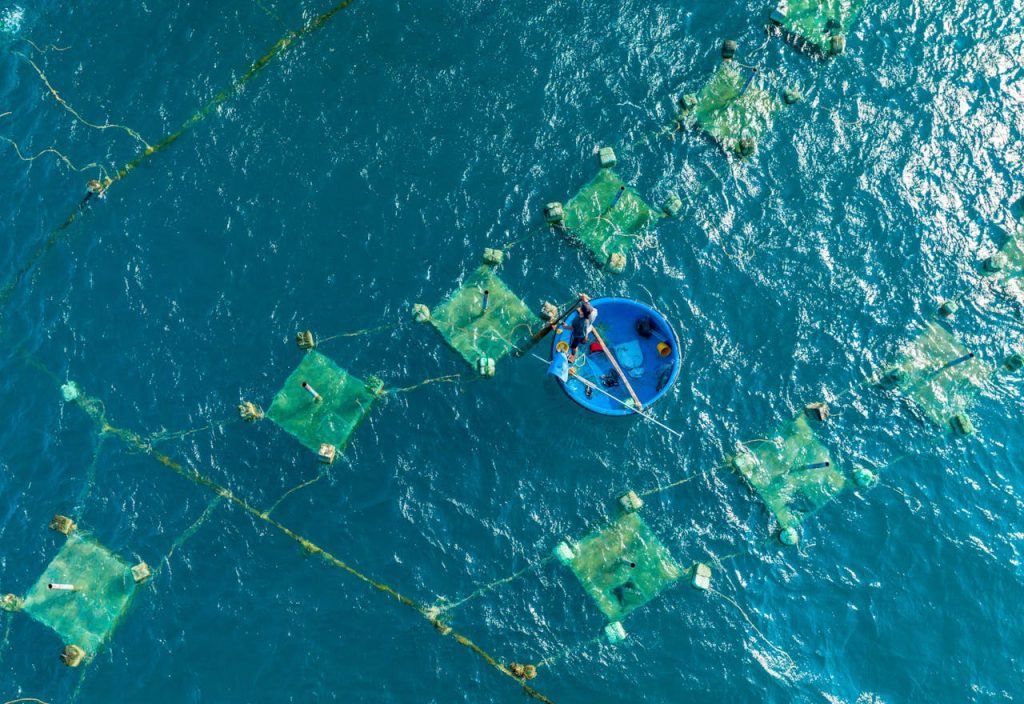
xmin=550 ymin=297 xmax=681 ymax=416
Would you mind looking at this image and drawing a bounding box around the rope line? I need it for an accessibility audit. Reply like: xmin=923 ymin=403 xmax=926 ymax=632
xmin=0 ymin=0 xmax=361 ymax=313
xmin=163 ymin=495 xmax=226 ymax=563
xmin=20 ymin=55 xmax=151 ymax=148
xmin=317 ymin=322 xmax=399 ymax=345
xmin=22 ymin=38 xmax=71 ymax=53
xmin=708 ymin=587 xmax=799 ymax=675
xmin=0 ymin=136 xmax=106 ymax=175
xmin=264 ymin=474 xmax=324 ymax=517
xmin=430 ymin=557 xmax=555 ymax=615
xmin=389 ymin=373 xmax=464 ymax=394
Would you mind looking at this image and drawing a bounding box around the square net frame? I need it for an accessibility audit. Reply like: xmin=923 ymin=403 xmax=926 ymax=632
xmin=21 ymin=535 xmax=137 ymax=654
xmin=562 ymin=169 xmax=661 ymax=269
xmin=777 ymin=0 xmax=866 ymax=54
xmin=883 ymin=321 xmax=991 ymax=428
xmin=564 ymin=512 xmax=682 ymax=621
xmin=266 ymin=351 xmax=379 ymax=452
xmin=732 ymin=415 xmax=847 ymax=530
xmin=682 ymin=62 xmax=784 ymax=154
xmin=428 ymin=266 xmax=540 ymax=366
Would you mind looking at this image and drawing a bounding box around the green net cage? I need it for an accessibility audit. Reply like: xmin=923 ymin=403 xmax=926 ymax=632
xmin=20 ymin=535 xmax=138 ymax=656
xmin=561 ymin=512 xmax=682 ymax=622
xmin=878 ymin=321 xmax=991 ymax=430
xmin=679 ymin=61 xmax=785 ymax=156
xmin=730 ymin=415 xmax=847 ymax=530
xmin=561 ymin=169 xmax=662 ymax=272
xmin=266 ymin=351 xmax=381 ymax=453
xmin=426 ymin=265 xmax=541 ymax=371
xmin=770 ymin=0 xmax=865 ymax=56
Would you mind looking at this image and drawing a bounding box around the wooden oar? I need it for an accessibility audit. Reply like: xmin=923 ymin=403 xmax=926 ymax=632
xmin=591 ymin=328 xmax=644 ymax=411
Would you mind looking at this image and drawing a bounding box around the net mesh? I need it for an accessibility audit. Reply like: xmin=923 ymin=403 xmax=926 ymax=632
xmin=731 ymin=415 xmax=846 ymax=530
xmin=564 ymin=512 xmax=682 ymax=621
xmin=21 ymin=535 xmax=137 ymax=654
xmin=266 ymin=351 xmax=379 ymax=452
xmin=562 ymin=169 xmax=661 ymax=269
xmin=429 ymin=266 xmax=540 ymax=367
xmin=882 ymin=321 xmax=990 ymax=428
xmin=776 ymin=0 xmax=865 ymax=54
xmin=682 ymin=62 xmax=783 ymax=154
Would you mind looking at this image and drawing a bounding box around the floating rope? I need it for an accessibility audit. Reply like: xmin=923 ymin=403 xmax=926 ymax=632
xmin=263 ymin=474 xmax=325 ymax=517
xmin=163 ymin=495 xmax=225 ymax=563
xmin=19 ymin=55 xmax=151 ymax=148
xmin=316 ymin=322 xmax=399 ymax=345
xmin=430 ymin=556 xmax=555 ymax=616
xmin=21 ymin=38 xmax=71 ymax=53
xmin=0 ymin=0 xmax=361 ymax=313
xmin=0 ymin=135 xmax=105 ymax=174
xmin=388 ymin=373 xmax=465 ymax=395
xmin=708 ymin=587 xmax=800 ymax=677
xmin=72 ymin=434 xmax=107 ymax=520
xmin=638 ymin=470 xmax=704 ymax=497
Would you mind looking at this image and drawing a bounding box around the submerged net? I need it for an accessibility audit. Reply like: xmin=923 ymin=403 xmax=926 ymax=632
xmin=879 ymin=321 xmax=990 ymax=429
xmin=773 ymin=0 xmax=865 ymax=55
xmin=266 ymin=351 xmax=380 ymax=452
xmin=429 ymin=266 xmax=541 ymax=367
xmin=731 ymin=415 xmax=846 ymax=530
xmin=563 ymin=512 xmax=682 ymax=621
xmin=680 ymin=61 xmax=784 ymax=155
xmin=21 ymin=535 xmax=137 ymax=654
xmin=562 ymin=169 xmax=661 ymax=270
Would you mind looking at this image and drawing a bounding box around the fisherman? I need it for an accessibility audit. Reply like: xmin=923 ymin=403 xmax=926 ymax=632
xmin=568 ymin=294 xmax=598 ymax=362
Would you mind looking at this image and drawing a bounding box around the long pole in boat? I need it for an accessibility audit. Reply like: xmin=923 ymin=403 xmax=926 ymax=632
xmin=590 ymin=328 xmax=644 ymax=411
xmin=566 ymin=368 xmax=681 ymax=438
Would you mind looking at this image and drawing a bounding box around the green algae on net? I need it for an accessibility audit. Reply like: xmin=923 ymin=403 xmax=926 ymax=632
xmin=678 ymin=56 xmax=788 ymax=158
xmin=555 ymin=512 xmax=683 ymax=623
xmin=876 ymin=321 xmax=992 ymax=435
xmin=730 ymin=414 xmax=848 ymax=536
xmin=544 ymin=149 xmax=673 ymax=274
xmin=265 ymin=350 xmax=383 ymax=455
xmin=0 ymin=0 xmax=360 ymax=312
xmin=5 ymin=533 xmax=148 ymax=665
xmin=768 ymin=0 xmax=865 ymax=58
xmin=415 ymin=253 xmax=542 ymax=376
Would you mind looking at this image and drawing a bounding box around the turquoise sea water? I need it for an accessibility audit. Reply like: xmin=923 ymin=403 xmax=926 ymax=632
xmin=1 ymin=0 xmax=1022 ymax=701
